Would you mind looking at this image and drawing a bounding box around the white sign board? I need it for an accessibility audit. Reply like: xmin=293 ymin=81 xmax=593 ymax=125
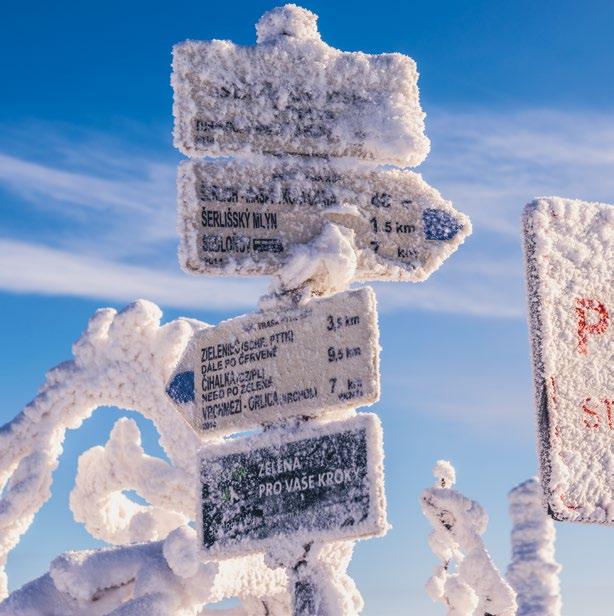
xmin=523 ymin=197 xmax=613 ymax=524
xmin=172 ymin=5 xmax=429 ymax=166
xmin=166 ymin=287 xmax=380 ymax=435
xmin=178 ymin=159 xmax=471 ymax=282
xmin=198 ymin=413 xmax=387 ymax=559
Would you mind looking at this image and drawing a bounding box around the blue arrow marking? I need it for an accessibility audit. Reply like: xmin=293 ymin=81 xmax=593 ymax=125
xmin=423 ymin=209 xmax=463 ymax=241
xmin=166 ymin=370 xmax=195 ymax=404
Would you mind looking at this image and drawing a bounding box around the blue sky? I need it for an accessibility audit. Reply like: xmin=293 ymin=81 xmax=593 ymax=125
xmin=1 ymin=1 xmax=613 ymax=613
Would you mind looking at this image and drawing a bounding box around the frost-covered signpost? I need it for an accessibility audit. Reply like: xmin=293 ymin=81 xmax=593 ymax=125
xmin=0 ymin=5 xmax=470 ymax=615
xmin=169 ymin=4 xmax=470 ymax=614
xmin=523 ymin=197 xmax=613 ymax=524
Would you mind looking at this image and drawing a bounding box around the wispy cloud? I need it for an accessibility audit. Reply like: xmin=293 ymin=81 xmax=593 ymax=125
xmin=0 ymin=238 xmax=266 ymax=311
xmin=423 ymin=108 xmax=614 ymax=237
xmin=0 ymin=109 xmax=611 ymax=317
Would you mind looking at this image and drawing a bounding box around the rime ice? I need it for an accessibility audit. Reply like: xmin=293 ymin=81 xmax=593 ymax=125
xmin=421 ymin=461 xmax=517 ymax=616
xmin=523 ymin=197 xmax=613 ymax=524
xmin=172 ymin=5 xmax=430 ymax=166
xmin=507 ymin=478 xmax=562 ymax=616
xmin=177 ymin=158 xmax=471 ymax=281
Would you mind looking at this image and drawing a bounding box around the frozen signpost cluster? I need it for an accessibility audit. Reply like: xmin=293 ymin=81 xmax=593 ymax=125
xmin=0 ymin=4 xmax=471 ymax=615
xmin=167 ymin=4 xmax=470 ymax=615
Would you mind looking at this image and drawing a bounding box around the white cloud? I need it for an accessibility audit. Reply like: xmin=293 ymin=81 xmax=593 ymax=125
xmin=0 ymin=238 xmax=265 ymax=311
xmin=0 ymin=236 xmax=521 ymax=318
xmin=0 ymin=109 xmax=612 ymax=317
xmin=423 ymin=108 xmax=614 ymax=237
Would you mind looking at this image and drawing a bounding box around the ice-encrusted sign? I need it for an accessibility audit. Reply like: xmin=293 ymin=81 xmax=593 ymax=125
xmin=172 ymin=5 xmax=429 ymax=167
xmin=166 ymin=287 xmax=379 ymax=435
xmin=178 ymin=159 xmax=470 ymax=281
xmin=524 ymin=197 xmax=613 ymax=524
xmin=198 ymin=413 xmax=387 ymax=559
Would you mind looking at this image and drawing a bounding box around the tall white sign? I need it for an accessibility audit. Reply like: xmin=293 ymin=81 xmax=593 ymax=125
xmin=524 ymin=197 xmax=613 ymax=524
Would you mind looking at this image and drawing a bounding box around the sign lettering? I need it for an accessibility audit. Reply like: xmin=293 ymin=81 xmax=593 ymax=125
xmin=197 ymin=413 xmax=387 ymax=558
xmin=166 ymin=287 xmax=380 ymax=435
xmin=178 ymin=159 xmax=470 ymax=281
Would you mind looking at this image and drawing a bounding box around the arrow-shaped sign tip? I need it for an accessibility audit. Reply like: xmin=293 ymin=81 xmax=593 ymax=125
xmin=422 ymin=209 xmax=464 ymax=241
xmin=166 ymin=370 xmax=195 ymax=404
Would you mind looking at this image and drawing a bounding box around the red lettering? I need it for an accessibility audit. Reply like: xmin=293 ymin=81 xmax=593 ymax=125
xmin=575 ymin=298 xmax=609 ymax=355
xmin=582 ymin=398 xmax=600 ymax=428
xmin=581 ymin=397 xmax=613 ymax=430
xmin=605 ymin=399 xmax=613 ymax=431
xmin=560 ymin=492 xmax=580 ymax=511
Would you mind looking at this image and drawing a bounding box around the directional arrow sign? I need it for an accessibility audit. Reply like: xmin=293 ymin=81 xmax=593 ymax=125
xmin=166 ymin=287 xmax=380 ymax=435
xmin=172 ymin=5 xmax=429 ymax=167
xmin=524 ymin=197 xmax=613 ymax=524
xmin=177 ymin=159 xmax=471 ymax=281
xmin=198 ymin=413 xmax=387 ymax=559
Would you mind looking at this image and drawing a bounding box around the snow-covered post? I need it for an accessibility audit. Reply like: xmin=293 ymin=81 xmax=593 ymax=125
xmin=0 ymin=4 xmax=472 ymax=613
xmin=421 ymin=460 xmax=516 ymax=616
xmin=264 ymin=538 xmax=363 ymax=616
xmin=507 ymin=478 xmax=562 ymax=616
xmin=169 ymin=4 xmax=471 ymax=615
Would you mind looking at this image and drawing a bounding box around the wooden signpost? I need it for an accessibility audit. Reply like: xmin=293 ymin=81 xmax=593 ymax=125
xmin=170 ymin=5 xmax=471 ymax=614
xmin=178 ymin=159 xmax=470 ymax=281
xmin=166 ymin=287 xmax=380 ymax=435
xmin=524 ymin=197 xmax=613 ymax=525
xmin=198 ymin=413 xmax=387 ymax=559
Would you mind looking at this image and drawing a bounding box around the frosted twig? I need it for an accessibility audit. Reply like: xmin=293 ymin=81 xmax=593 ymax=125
xmin=421 ymin=460 xmax=517 ymax=616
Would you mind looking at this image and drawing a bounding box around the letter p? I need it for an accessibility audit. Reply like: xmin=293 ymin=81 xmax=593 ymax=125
xmin=576 ymin=298 xmax=609 ymax=355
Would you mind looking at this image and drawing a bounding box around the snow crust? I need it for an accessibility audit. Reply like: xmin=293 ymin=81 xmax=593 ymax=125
xmin=0 ymin=300 xmax=303 ymax=613
xmin=70 ymin=418 xmax=191 ymax=545
xmin=421 ymin=461 xmax=517 ymax=616
xmin=269 ymin=222 xmax=358 ymax=297
xmin=1 ymin=537 xmax=287 ymax=615
xmin=507 ymin=478 xmax=562 ymax=616
xmin=172 ymin=5 xmax=430 ymax=166
xmin=256 ymin=4 xmax=320 ymax=44
xmin=523 ymin=197 xmax=613 ymax=523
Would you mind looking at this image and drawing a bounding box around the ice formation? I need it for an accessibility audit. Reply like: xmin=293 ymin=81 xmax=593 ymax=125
xmin=0 ymin=300 xmax=301 ymax=613
xmin=507 ymin=478 xmax=562 ymax=616
xmin=523 ymin=197 xmax=613 ymax=523
xmin=421 ymin=461 xmax=517 ymax=616
xmin=71 ymin=418 xmax=192 ymax=545
xmin=172 ymin=4 xmax=430 ymax=166
xmin=0 ymin=537 xmax=288 ymax=615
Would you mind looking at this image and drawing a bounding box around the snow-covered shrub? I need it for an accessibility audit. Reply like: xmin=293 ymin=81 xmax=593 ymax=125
xmin=421 ymin=461 xmax=517 ymax=616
